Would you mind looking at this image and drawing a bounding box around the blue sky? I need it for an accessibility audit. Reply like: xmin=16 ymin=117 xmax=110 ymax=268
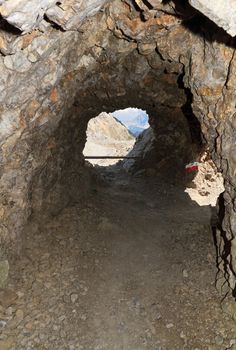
xmin=112 ymin=108 xmax=149 ymax=136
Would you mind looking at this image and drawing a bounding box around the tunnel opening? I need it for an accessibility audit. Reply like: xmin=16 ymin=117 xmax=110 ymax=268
xmin=82 ymin=108 xmax=150 ymax=167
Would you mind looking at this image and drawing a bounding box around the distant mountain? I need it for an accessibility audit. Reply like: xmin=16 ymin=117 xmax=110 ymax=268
xmin=128 ymin=126 xmax=146 ymax=137
xmin=83 ymin=112 xmax=135 ymax=166
xmin=112 ymin=108 xmax=149 ymax=136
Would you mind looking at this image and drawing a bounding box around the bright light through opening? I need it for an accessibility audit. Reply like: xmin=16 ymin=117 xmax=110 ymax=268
xmin=112 ymin=108 xmax=149 ymax=136
xmin=83 ymin=108 xmax=150 ymax=167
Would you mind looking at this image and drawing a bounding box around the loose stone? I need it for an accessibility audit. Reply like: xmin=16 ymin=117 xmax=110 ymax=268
xmin=70 ymin=293 xmax=79 ymax=303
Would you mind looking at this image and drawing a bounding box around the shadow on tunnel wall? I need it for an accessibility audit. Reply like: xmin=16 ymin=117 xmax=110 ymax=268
xmin=159 ymin=0 xmax=236 ymax=48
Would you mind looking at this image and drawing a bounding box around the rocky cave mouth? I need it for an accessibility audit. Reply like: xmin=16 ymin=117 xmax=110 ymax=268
xmin=81 ymin=104 xmax=223 ymax=207
xmin=1 ymin=0 xmax=236 ymax=348
xmin=82 ymin=108 xmax=150 ymax=167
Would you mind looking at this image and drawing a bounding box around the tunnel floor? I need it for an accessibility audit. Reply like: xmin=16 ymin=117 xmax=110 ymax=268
xmin=1 ymin=167 xmax=236 ymax=350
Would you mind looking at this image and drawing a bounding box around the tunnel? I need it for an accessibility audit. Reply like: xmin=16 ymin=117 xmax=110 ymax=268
xmin=1 ymin=0 xmax=236 ymax=348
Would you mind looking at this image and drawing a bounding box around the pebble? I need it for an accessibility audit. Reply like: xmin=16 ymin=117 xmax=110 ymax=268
xmin=166 ymin=323 xmax=174 ymax=329
xmin=214 ymin=334 xmax=223 ymax=345
xmin=70 ymin=293 xmax=79 ymax=303
xmin=180 ymin=331 xmax=186 ymax=339
xmin=207 ymin=253 xmax=214 ymax=263
xmin=25 ymin=321 xmax=34 ymax=330
xmin=63 ymin=295 xmax=70 ymax=304
xmin=230 ymin=339 xmax=236 ymax=346
xmin=16 ymin=291 xmax=24 ymax=298
xmin=53 ymin=324 xmax=59 ymax=331
xmin=0 ymin=336 xmax=14 ymax=350
xmin=15 ymin=309 xmax=24 ymax=320
xmin=58 ymin=315 xmax=66 ymax=322
xmin=183 ymin=269 xmax=189 ymax=278
xmin=39 ymin=333 xmax=46 ymax=341
xmin=80 ymin=314 xmax=87 ymax=321
xmin=5 ymin=307 xmax=13 ymax=316
xmin=0 ymin=320 xmax=7 ymax=329
xmin=80 ymin=287 xmax=88 ymax=296
xmin=0 ymin=290 xmax=17 ymax=308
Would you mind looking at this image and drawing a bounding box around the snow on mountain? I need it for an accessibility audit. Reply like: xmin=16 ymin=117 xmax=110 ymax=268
xmin=112 ymin=108 xmax=149 ymax=136
xmin=128 ymin=126 xmax=146 ymax=137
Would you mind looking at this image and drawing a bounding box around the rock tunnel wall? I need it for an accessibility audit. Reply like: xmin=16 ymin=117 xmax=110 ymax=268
xmin=1 ymin=0 xmax=236 ymax=296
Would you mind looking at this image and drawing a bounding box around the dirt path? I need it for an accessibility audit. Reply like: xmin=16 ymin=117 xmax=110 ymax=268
xmin=1 ymin=168 xmax=236 ymax=350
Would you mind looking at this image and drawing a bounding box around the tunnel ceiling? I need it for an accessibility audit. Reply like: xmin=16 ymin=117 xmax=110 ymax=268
xmin=1 ymin=0 xmax=236 ymax=297
xmin=0 ymin=0 xmax=235 ymax=36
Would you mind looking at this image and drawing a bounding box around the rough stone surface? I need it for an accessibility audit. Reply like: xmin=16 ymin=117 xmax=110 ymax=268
xmin=185 ymin=152 xmax=225 ymax=206
xmin=189 ymin=0 xmax=236 ymax=36
xmin=0 ymin=0 xmax=108 ymax=33
xmin=0 ymin=260 xmax=9 ymax=288
xmin=46 ymin=0 xmax=108 ymax=31
xmin=123 ymin=128 xmax=156 ymax=172
xmin=0 ymin=168 xmax=235 ymax=349
xmin=0 ymin=0 xmax=58 ymax=32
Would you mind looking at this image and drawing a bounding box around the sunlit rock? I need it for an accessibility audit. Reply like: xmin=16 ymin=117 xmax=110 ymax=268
xmin=189 ymin=0 xmax=236 ymax=36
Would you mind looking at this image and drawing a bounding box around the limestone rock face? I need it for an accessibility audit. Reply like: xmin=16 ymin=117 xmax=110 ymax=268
xmin=0 ymin=0 xmax=58 ymax=32
xmin=123 ymin=128 xmax=156 ymax=172
xmin=0 ymin=0 xmax=108 ymax=32
xmin=189 ymin=0 xmax=236 ymax=36
xmin=123 ymin=107 xmax=192 ymax=180
xmin=83 ymin=112 xmax=135 ymax=166
xmin=46 ymin=0 xmax=108 ymax=31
